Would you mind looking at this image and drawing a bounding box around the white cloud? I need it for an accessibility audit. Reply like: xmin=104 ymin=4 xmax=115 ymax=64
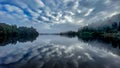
xmin=109 ymin=11 xmax=119 ymax=17
xmin=73 ymin=0 xmax=79 ymax=9
xmin=104 ymin=0 xmax=111 ymax=5
xmin=84 ymin=8 xmax=94 ymax=16
xmin=41 ymin=16 xmax=49 ymax=21
xmin=77 ymin=19 xmax=85 ymax=25
xmin=27 ymin=8 xmax=40 ymax=18
xmin=65 ymin=11 xmax=75 ymax=15
xmin=77 ymin=9 xmax=82 ymax=13
xmin=4 ymin=5 xmax=23 ymax=14
xmin=64 ymin=15 xmax=73 ymax=23
xmin=15 ymin=1 xmax=28 ymax=9
xmin=35 ymin=0 xmax=45 ymax=7
xmin=46 ymin=12 xmax=55 ymax=19
xmin=0 ymin=0 xmax=120 ymax=32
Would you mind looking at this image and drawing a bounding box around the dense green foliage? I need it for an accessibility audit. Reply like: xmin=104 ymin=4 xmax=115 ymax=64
xmin=0 ymin=23 xmax=39 ymax=36
xmin=60 ymin=21 xmax=120 ymax=39
xmin=78 ymin=22 xmax=120 ymax=33
xmin=59 ymin=22 xmax=120 ymax=48
xmin=0 ymin=23 xmax=39 ymax=46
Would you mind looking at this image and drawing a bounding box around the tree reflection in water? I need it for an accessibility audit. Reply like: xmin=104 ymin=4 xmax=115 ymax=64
xmin=0 ymin=35 xmax=120 ymax=68
xmin=0 ymin=35 xmax=38 ymax=46
xmin=62 ymin=34 xmax=120 ymax=49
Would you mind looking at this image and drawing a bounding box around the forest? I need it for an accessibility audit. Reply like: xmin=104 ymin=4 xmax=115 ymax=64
xmin=0 ymin=23 xmax=39 ymax=37
xmin=60 ymin=21 xmax=120 ymax=39
xmin=0 ymin=23 xmax=39 ymax=46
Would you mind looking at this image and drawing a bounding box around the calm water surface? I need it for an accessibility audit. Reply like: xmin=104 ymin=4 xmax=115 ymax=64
xmin=0 ymin=35 xmax=120 ymax=68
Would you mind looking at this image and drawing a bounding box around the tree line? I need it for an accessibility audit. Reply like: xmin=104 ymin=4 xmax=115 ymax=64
xmin=59 ymin=21 xmax=120 ymax=49
xmin=78 ymin=22 xmax=120 ymax=33
xmin=0 ymin=23 xmax=39 ymax=37
xmin=60 ymin=21 xmax=120 ymax=39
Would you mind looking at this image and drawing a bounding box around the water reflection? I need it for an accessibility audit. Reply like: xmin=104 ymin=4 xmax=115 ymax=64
xmin=0 ymin=35 xmax=120 ymax=68
xmin=0 ymin=43 xmax=120 ymax=68
xmin=78 ymin=37 xmax=120 ymax=49
xmin=63 ymin=34 xmax=120 ymax=49
xmin=0 ymin=35 xmax=38 ymax=46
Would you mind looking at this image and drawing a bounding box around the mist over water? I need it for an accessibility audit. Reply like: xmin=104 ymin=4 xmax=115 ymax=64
xmin=0 ymin=35 xmax=120 ymax=68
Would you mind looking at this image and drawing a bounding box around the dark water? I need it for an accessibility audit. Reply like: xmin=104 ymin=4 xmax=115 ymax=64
xmin=0 ymin=35 xmax=120 ymax=68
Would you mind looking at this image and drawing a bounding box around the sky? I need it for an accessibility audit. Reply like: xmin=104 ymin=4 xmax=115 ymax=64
xmin=0 ymin=0 xmax=120 ymax=33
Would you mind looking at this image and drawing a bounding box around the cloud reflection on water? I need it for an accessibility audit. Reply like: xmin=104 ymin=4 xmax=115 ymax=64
xmin=0 ymin=38 xmax=120 ymax=68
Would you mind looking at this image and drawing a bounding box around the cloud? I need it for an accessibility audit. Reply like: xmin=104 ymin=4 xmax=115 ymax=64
xmin=4 ymin=4 xmax=23 ymax=14
xmin=64 ymin=15 xmax=73 ymax=23
xmin=0 ymin=0 xmax=120 ymax=32
xmin=109 ymin=11 xmax=119 ymax=17
xmin=104 ymin=0 xmax=111 ymax=5
xmin=84 ymin=8 xmax=94 ymax=16
xmin=41 ymin=16 xmax=49 ymax=21
xmin=35 ymin=0 xmax=45 ymax=7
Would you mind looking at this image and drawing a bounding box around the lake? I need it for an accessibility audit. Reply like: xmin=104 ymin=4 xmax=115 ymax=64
xmin=0 ymin=35 xmax=120 ymax=68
